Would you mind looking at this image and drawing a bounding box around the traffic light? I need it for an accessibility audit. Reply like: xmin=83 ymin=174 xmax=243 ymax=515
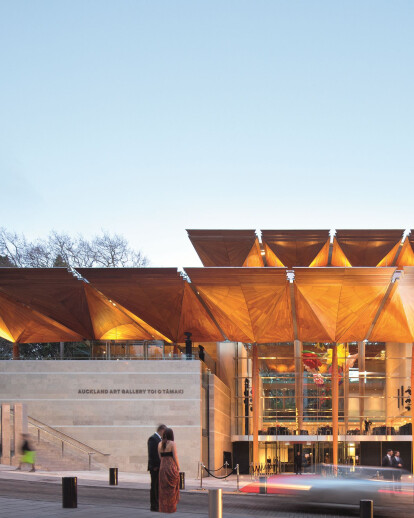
xmin=404 ymin=387 xmax=411 ymax=411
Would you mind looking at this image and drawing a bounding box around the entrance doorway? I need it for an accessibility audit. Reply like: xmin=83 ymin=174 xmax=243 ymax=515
xmin=257 ymin=441 xmax=358 ymax=473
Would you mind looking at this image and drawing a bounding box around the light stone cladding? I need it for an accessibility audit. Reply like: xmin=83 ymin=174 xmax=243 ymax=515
xmin=0 ymin=360 xmax=202 ymax=476
xmin=208 ymin=374 xmax=231 ymax=470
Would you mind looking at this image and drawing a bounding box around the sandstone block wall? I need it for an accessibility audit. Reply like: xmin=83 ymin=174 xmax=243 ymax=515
xmin=0 ymin=360 xmax=202 ymax=476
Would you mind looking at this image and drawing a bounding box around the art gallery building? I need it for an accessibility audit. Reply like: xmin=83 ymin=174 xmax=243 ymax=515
xmin=1 ymin=229 xmax=414 ymax=476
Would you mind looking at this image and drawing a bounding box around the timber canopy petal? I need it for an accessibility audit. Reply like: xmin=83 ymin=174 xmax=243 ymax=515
xmin=186 ymin=268 xmax=293 ymax=343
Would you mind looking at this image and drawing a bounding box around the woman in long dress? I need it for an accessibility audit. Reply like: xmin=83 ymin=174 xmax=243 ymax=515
xmin=158 ymin=427 xmax=180 ymax=513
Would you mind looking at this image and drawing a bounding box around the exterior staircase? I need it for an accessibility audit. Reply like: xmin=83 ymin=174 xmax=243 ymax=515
xmin=11 ymin=415 xmax=109 ymax=472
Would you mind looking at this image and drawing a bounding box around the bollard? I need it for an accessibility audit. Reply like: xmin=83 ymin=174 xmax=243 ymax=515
xmin=62 ymin=477 xmax=77 ymax=508
xmin=109 ymin=467 xmax=118 ymax=486
xmin=208 ymin=488 xmax=222 ymax=518
xmin=360 ymin=499 xmax=373 ymax=518
xmin=179 ymin=472 xmax=185 ymax=490
xmin=236 ymin=464 xmax=240 ymax=492
xmin=259 ymin=475 xmax=267 ymax=494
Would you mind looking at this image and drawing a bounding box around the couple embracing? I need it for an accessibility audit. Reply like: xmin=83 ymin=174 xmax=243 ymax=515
xmin=148 ymin=424 xmax=180 ymax=513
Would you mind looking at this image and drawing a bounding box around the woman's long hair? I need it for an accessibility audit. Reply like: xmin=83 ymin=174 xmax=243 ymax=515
xmin=161 ymin=428 xmax=174 ymax=450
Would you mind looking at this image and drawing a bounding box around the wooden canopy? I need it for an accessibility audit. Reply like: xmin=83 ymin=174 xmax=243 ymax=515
xmin=396 ymin=233 xmax=414 ymax=268
xmin=294 ymin=267 xmax=395 ymax=342
xmin=0 ymin=262 xmax=413 ymax=345
xmin=186 ymin=268 xmax=293 ymax=343
xmin=334 ymin=229 xmax=404 ymax=267
xmin=0 ymin=290 xmax=82 ymax=343
xmin=78 ymin=268 xmax=223 ymax=343
xmin=371 ymin=267 xmax=414 ymax=342
xmin=187 ymin=230 xmax=263 ymax=267
xmin=261 ymin=230 xmax=330 ymax=268
xmin=0 ymin=268 xmax=156 ymax=342
xmin=0 ymin=268 xmax=94 ymax=338
xmin=187 ymin=229 xmax=413 ymax=268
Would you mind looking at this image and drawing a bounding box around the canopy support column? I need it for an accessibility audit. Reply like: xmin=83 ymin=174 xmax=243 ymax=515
xmin=12 ymin=343 xmax=20 ymax=360
xmin=412 ymin=343 xmax=414 ymax=474
xmin=332 ymin=343 xmax=339 ymax=471
xmin=294 ymin=340 xmax=303 ymax=433
xmin=344 ymin=345 xmax=349 ymax=435
xmin=252 ymin=344 xmax=259 ymax=468
xmin=358 ymin=341 xmax=365 ymax=433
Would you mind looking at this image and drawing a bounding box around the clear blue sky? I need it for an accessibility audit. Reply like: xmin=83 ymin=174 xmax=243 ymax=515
xmin=1 ymin=1 xmax=413 ymax=267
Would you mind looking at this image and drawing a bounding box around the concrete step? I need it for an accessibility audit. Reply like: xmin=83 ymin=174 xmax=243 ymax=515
xmin=12 ymin=424 xmax=105 ymax=472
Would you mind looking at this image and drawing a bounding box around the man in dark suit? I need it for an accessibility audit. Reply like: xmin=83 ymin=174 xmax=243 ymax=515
xmin=392 ymin=450 xmax=404 ymax=484
xmin=148 ymin=424 xmax=167 ymax=512
xmin=294 ymin=451 xmax=303 ymax=475
xmin=381 ymin=448 xmax=394 ymax=480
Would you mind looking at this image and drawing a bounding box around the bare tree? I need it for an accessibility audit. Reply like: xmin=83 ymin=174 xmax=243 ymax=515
xmin=0 ymin=228 xmax=149 ymax=268
xmin=0 ymin=229 xmax=28 ymax=267
xmin=92 ymin=232 xmax=147 ymax=267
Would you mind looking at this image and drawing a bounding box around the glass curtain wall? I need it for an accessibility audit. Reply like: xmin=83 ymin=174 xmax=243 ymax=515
xmin=234 ymin=342 xmax=412 ymax=461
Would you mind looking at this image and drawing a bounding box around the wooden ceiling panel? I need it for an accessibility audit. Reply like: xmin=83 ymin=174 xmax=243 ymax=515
xmin=187 ymin=268 xmax=292 ymax=343
xmin=177 ymin=283 xmax=224 ymax=342
xmin=0 ymin=268 xmax=94 ymax=339
xmin=295 ymin=269 xmax=343 ymax=341
xmin=79 ymin=268 xmax=221 ymax=342
xmin=187 ymin=230 xmax=258 ymax=267
xmin=243 ymin=240 xmax=265 ymax=267
xmin=396 ymin=267 xmax=414 ymax=339
xmin=196 ymin=284 xmax=255 ymax=342
xmin=331 ymin=239 xmax=352 ymax=267
xmin=261 ymin=230 xmax=330 ymax=267
xmin=0 ymin=313 xmax=14 ymax=342
xmin=309 ymin=240 xmax=330 ymax=267
xmin=241 ymin=284 xmax=294 ymax=342
xmin=294 ymin=268 xmax=394 ymax=342
xmin=0 ymin=291 xmax=82 ymax=343
xmin=370 ymin=283 xmax=414 ymax=342
xmin=264 ymin=243 xmax=285 ymax=267
xmin=84 ymin=285 xmax=152 ymax=341
xmin=335 ymin=230 xmax=403 ymax=267
xmin=335 ymin=268 xmax=394 ymax=342
xmin=377 ymin=242 xmax=401 ymax=267
xmin=295 ymin=286 xmax=332 ymax=341
xmin=396 ymin=239 xmax=414 ymax=268
xmin=78 ymin=268 xmax=184 ymax=340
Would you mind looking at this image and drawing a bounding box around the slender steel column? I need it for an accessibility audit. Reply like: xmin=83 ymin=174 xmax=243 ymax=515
xmin=294 ymin=340 xmax=303 ymax=433
xmin=332 ymin=343 xmax=339 ymax=469
xmin=385 ymin=344 xmax=390 ymax=433
xmin=344 ymin=345 xmax=349 ymax=435
xmin=252 ymin=344 xmax=259 ymax=467
xmin=358 ymin=341 xmax=366 ymax=433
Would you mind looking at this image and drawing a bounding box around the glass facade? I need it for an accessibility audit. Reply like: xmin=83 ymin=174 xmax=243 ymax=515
xmin=234 ymin=342 xmax=412 ymax=470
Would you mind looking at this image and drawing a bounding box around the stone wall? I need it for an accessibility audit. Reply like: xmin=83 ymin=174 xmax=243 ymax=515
xmin=208 ymin=374 xmax=232 ymax=470
xmin=0 ymin=360 xmax=202 ymax=476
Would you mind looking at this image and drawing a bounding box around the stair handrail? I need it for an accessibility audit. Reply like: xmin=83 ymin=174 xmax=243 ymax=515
xmin=27 ymin=415 xmax=110 ymax=470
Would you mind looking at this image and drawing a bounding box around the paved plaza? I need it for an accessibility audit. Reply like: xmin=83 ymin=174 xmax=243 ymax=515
xmin=0 ymin=466 xmax=346 ymax=518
